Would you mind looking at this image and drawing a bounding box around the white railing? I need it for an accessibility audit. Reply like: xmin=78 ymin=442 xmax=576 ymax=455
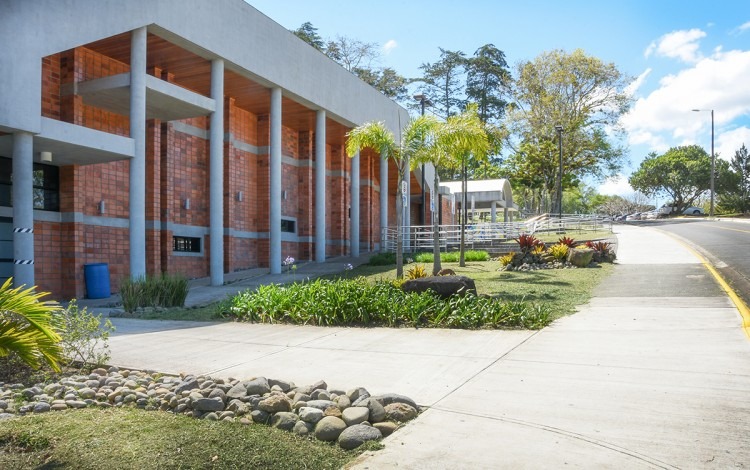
xmin=380 ymin=214 xmax=612 ymax=253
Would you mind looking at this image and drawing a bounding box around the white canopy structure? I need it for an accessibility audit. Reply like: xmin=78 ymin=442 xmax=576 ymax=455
xmin=440 ymin=179 xmax=517 ymax=223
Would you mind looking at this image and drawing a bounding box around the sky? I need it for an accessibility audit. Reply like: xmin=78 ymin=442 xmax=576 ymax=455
xmin=248 ymin=0 xmax=750 ymax=200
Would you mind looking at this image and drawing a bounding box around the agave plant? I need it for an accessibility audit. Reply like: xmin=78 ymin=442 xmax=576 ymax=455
xmin=0 ymin=278 xmax=64 ymax=372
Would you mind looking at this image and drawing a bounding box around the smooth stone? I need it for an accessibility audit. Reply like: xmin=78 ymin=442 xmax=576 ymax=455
xmin=243 ymin=377 xmax=270 ymax=396
xmin=314 ymin=416 xmax=347 ymax=441
xmin=51 ymin=403 xmax=69 ymax=411
xmin=33 ymin=402 xmax=51 ymax=413
xmin=338 ymin=424 xmax=383 ymax=450
xmin=208 ymin=388 xmax=226 ymax=404
xmin=342 ymin=406 xmax=370 ymax=426
xmin=384 ymin=403 xmax=418 ymax=422
xmin=174 ymin=376 xmax=199 ymax=394
xmin=203 ymin=412 xmax=219 ymax=421
xmin=0 ymin=400 xmax=7 ymax=410
xmin=226 ymin=383 xmax=247 ymax=399
xmin=91 ymin=368 xmax=108 ymax=376
xmin=310 ymin=389 xmax=331 ymax=401
xmin=371 ymin=393 xmax=419 ymax=411
xmin=334 ymin=395 xmax=351 ymax=411
xmin=268 ymin=378 xmax=293 ymax=392
xmin=304 ymin=399 xmax=337 ymax=411
xmin=373 ymin=421 xmax=398 ymax=437
xmin=298 ymin=406 xmax=324 ymax=424
xmin=293 ymin=392 xmax=311 ymax=404
xmin=250 ymin=409 xmax=270 ymax=424
xmin=271 ymin=412 xmax=298 ymax=431
xmin=239 ymin=417 xmax=252 ymax=425
xmin=361 ymin=398 xmax=386 ymax=423
xmin=192 ymin=398 xmax=224 ymax=412
xmin=65 ymin=400 xmax=87 ymax=409
xmin=258 ymin=394 xmax=291 ymax=413
xmin=293 ymin=420 xmax=314 ymax=436
xmin=346 ymin=387 xmax=369 ymax=403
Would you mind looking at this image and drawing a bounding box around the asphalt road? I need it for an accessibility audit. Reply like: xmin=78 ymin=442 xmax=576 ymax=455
xmin=632 ymin=218 xmax=750 ymax=306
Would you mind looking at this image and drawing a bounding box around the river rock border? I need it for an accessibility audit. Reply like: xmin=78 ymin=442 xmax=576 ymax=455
xmin=0 ymin=367 xmax=420 ymax=450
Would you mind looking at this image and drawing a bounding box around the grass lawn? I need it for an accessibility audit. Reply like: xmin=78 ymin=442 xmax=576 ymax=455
xmin=332 ymin=261 xmax=613 ymax=322
xmin=0 ymin=408 xmax=371 ymax=470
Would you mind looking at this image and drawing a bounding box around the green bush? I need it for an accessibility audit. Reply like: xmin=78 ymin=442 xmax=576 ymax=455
xmin=120 ymin=274 xmax=189 ymax=312
xmin=367 ymin=252 xmax=397 ymax=266
xmin=60 ymin=300 xmax=114 ymax=371
xmin=218 ymin=277 xmax=551 ymax=330
xmin=413 ymin=250 xmax=490 ymax=263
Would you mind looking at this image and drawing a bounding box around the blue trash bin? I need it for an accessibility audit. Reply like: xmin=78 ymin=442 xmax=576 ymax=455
xmin=84 ymin=263 xmax=110 ymax=299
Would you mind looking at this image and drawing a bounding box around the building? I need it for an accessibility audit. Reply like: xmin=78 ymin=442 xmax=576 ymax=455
xmin=0 ymin=0 xmax=433 ymax=299
xmin=440 ymin=179 xmax=516 ymax=224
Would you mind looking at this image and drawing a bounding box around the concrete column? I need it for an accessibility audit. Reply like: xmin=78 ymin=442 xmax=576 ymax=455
xmin=269 ymin=87 xmax=282 ymax=274
xmin=490 ymin=201 xmax=497 ymax=223
xmin=209 ymin=59 xmax=224 ymax=286
xmin=504 ymin=207 xmax=509 ymax=223
xmin=12 ymin=132 xmax=34 ymax=288
xmin=350 ymin=151 xmax=360 ymax=257
xmin=129 ymin=26 xmax=147 ymax=279
xmin=315 ymin=110 xmax=326 ymax=263
xmin=379 ymin=151 xmax=388 ymax=251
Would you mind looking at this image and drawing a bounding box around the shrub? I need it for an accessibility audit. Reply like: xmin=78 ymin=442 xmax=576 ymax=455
xmin=218 ymin=278 xmax=552 ymax=330
xmin=120 ymin=274 xmax=189 ymax=312
xmin=406 ymin=264 xmax=428 ymax=279
xmin=367 ymin=252 xmax=396 ymax=266
xmin=557 ymin=236 xmax=577 ymax=247
xmin=585 ymin=240 xmax=617 ymax=263
xmin=0 ymin=278 xmax=63 ymax=373
xmin=531 ymin=245 xmax=545 ymax=256
xmin=548 ymin=244 xmax=569 ymax=261
xmin=60 ymin=300 xmax=115 ymax=371
xmin=413 ymin=250 xmax=489 ymax=263
xmin=515 ymin=234 xmax=544 ymax=253
xmin=499 ymin=253 xmax=515 ymax=267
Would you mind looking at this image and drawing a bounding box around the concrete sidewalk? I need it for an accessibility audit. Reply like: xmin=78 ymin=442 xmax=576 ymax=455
xmin=107 ymin=225 xmax=750 ymax=468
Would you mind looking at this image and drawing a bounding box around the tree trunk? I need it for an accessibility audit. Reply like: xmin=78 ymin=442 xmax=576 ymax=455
xmin=395 ymin=165 xmax=404 ymax=279
xmin=459 ymin=160 xmax=467 ymax=267
xmin=432 ymin=170 xmax=442 ymax=275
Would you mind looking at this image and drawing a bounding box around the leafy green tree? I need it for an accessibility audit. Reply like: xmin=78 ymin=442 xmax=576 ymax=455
xmin=466 ymin=44 xmax=511 ymax=124
xmin=506 ymin=49 xmax=632 ymax=214
xmin=419 ymin=48 xmax=467 ymax=119
xmin=629 ymin=145 xmax=711 ymax=213
xmin=347 ymin=118 xmax=438 ymax=278
xmin=0 ymin=278 xmax=63 ymax=372
xmin=353 ymin=66 xmax=409 ymax=102
xmin=717 ymin=144 xmax=750 ymax=214
xmin=291 ymin=22 xmax=325 ymax=51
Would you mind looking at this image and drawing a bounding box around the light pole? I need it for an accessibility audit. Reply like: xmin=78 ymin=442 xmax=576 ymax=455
xmin=413 ymin=93 xmax=432 ymax=226
xmin=554 ymin=125 xmax=564 ymax=219
xmin=692 ymin=109 xmax=715 ymax=217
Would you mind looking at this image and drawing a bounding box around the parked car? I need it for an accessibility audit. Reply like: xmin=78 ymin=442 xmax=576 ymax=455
xmin=625 ymin=212 xmax=641 ymax=221
xmin=683 ymin=207 xmax=705 ymax=215
xmin=642 ymin=211 xmax=659 ymax=220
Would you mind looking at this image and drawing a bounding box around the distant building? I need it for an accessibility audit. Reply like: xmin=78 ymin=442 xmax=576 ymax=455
xmin=0 ymin=0 xmax=432 ymax=298
xmin=440 ymin=179 xmax=517 ymax=224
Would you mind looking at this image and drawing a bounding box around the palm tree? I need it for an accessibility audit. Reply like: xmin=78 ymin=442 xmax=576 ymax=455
xmin=347 ymin=118 xmax=437 ymax=278
xmin=0 ymin=278 xmax=64 ymax=372
xmin=413 ymin=106 xmax=490 ymax=271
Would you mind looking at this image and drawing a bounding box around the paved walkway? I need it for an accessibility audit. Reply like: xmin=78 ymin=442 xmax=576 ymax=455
xmin=107 ymin=225 xmax=750 ymax=468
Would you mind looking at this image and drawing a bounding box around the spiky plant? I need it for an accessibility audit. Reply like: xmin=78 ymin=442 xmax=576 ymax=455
xmin=0 ymin=278 xmax=64 ymax=372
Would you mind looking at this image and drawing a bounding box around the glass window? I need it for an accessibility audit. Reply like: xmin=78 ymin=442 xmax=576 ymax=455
xmin=173 ymin=236 xmax=201 ymax=253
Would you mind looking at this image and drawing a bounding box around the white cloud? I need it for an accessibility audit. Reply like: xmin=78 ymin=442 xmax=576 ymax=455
xmin=382 ymin=39 xmax=398 ymax=55
xmin=732 ymin=20 xmax=750 ymax=35
xmin=598 ymin=174 xmax=634 ymax=197
xmin=624 ymin=68 xmax=651 ymax=96
xmin=622 ymin=48 xmax=750 ymax=152
xmin=716 ymin=126 xmax=750 ymax=161
xmin=644 ymin=28 xmax=706 ymax=63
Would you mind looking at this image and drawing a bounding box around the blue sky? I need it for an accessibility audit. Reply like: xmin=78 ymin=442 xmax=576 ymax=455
xmin=249 ymin=0 xmax=750 ymax=198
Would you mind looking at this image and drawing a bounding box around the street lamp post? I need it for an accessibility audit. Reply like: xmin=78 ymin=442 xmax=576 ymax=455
xmin=692 ymin=109 xmax=715 ymax=217
xmin=554 ymin=125 xmax=564 ymax=219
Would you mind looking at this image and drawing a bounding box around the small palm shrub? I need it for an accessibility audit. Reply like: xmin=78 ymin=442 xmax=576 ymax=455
xmin=548 ymin=244 xmax=569 ymax=261
xmin=406 ymin=264 xmax=428 ymax=279
xmin=0 ymin=278 xmax=64 ymax=373
xmin=120 ymin=274 xmax=189 ymax=312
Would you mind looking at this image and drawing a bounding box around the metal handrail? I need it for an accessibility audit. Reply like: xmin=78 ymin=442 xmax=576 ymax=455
xmin=380 ymin=214 xmax=612 ymax=253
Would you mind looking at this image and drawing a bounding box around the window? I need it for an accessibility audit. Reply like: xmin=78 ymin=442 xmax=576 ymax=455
xmin=0 ymin=157 xmax=60 ymax=211
xmin=281 ymin=218 xmax=296 ymax=233
xmin=173 ymin=235 xmax=201 ymax=253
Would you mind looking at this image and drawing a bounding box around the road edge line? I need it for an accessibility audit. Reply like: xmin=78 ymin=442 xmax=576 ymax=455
xmin=661 ymin=231 xmax=750 ymax=340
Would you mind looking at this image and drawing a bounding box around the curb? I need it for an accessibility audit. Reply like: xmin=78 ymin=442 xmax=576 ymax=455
xmin=660 ymin=231 xmax=750 ymax=340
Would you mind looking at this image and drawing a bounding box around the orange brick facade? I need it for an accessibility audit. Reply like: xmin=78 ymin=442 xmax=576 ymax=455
xmin=29 ymin=44 xmax=393 ymax=299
